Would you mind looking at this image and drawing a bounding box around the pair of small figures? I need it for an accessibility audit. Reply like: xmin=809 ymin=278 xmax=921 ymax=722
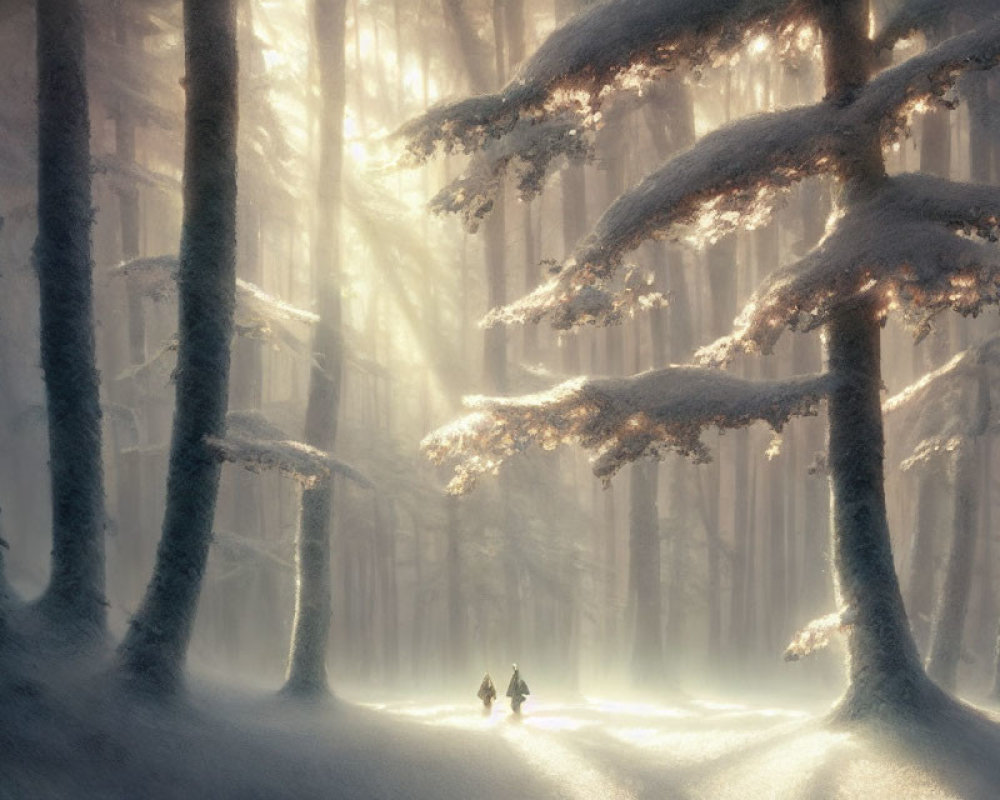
xmin=478 ymin=664 xmax=529 ymax=714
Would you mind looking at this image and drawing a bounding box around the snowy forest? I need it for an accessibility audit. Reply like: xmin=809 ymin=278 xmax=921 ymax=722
xmin=6 ymin=0 xmax=1000 ymax=797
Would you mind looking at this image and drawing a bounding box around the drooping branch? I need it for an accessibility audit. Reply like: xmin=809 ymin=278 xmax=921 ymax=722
xmin=874 ymin=0 xmax=995 ymax=52
xmin=206 ymin=410 xmax=373 ymax=489
xmin=423 ymin=367 xmax=834 ymax=494
xmin=884 ymin=332 xmax=999 ymax=470
xmin=487 ymin=22 xmax=1000 ymax=329
xmin=399 ymin=0 xmax=810 ymax=162
xmin=884 ymin=332 xmax=1000 ymax=416
xmin=697 ymin=176 xmax=1000 ymax=365
xmin=430 ymin=113 xmax=592 ymax=232
xmin=110 ymin=254 xmax=318 ymax=339
xmin=92 ymin=153 xmax=180 ymax=194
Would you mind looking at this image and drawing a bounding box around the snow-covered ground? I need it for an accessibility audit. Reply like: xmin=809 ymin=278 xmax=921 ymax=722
xmin=360 ymin=693 xmax=992 ymax=799
xmin=4 ymin=660 xmax=1000 ymax=800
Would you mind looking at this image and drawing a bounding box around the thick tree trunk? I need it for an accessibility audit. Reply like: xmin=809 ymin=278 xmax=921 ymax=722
xmin=34 ymin=0 xmax=106 ymax=637
xmin=118 ymin=0 xmax=238 ymax=692
xmin=827 ymin=300 xmax=932 ymax=715
xmin=284 ymin=0 xmax=347 ymax=698
xmin=819 ymin=0 xmax=943 ymax=719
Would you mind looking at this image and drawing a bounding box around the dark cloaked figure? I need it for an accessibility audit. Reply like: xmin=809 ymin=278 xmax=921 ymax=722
xmin=477 ymin=673 xmax=497 ymax=711
xmin=506 ymin=663 xmax=529 ymax=714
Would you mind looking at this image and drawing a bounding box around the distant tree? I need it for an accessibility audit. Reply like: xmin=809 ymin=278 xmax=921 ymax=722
xmin=405 ymin=0 xmax=1000 ymax=720
xmin=282 ymin=0 xmax=348 ymax=698
xmin=117 ymin=0 xmax=239 ymax=694
xmin=32 ymin=0 xmax=106 ymax=640
xmin=885 ymin=336 xmax=995 ymax=691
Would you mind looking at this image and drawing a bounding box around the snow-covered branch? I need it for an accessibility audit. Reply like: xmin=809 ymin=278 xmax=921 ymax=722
xmin=884 ymin=333 xmax=998 ymax=470
xmin=487 ymin=22 xmax=1000 ymax=330
xmin=423 ymin=367 xmax=833 ymax=494
xmin=874 ymin=0 xmax=995 ymax=52
xmin=430 ymin=114 xmax=591 ymax=232
xmin=110 ymin=254 xmax=318 ymax=339
xmin=784 ymin=607 xmax=856 ymax=662
xmin=207 ymin=411 xmax=373 ymax=489
xmin=697 ymin=176 xmax=1000 ymax=365
xmin=400 ymin=0 xmax=809 ymax=162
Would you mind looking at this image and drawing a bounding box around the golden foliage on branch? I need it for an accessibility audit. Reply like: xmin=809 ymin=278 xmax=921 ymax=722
xmin=783 ymin=607 xmax=856 ymax=662
xmin=423 ymin=367 xmax=833 ymax=494
xmin=483 ymin=23 xmax=1000 ymax=330
xmin=399 ymin=0 xmax=811 ymax=163
xmin=698 ymin=176 xmax=1000 ymax=365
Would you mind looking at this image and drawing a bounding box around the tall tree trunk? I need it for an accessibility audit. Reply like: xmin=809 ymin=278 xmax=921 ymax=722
xmin=106 ymin=20 xmax=147 ymax=594
xmin=629 ymin=459 xmax=661 ymax=682
xmin=906 ymin=475 xmax=941 ymax=651
xmin=925 ymin=441 xmax=980 ymax=690
xmin=284 ymin=0 xmax=347 ymax=697
xmin=118 ymin=0 xmax=238 ymax=692
xmin=446 ymin=496 xmax=465 ymax=673
xmin=819 ymin=0 xmax=940 ymax=718
xmin=756 ymin=221 xmax=788 ymax=655
xmin=926 ymin=369 xmax=989 ymax=691
xmin=34 ymin=0 xmax=106 ymax=637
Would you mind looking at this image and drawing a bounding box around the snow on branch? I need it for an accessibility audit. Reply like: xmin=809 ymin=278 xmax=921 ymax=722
xmin=92 ymin=153 xmax=180 ymax=193
xmin=487 ymin=23 xmax=1000 ymax=330
xmin=856 ymin=19 xmax=1000 ymax=143
xmin=697 ymin=176 xmax=1000 ymax=366
xmin=783 ymin=607 xmax=856 ymax=662
xmin=884 ymin=333 xmax=998 ymax=470
xmin=206 ymin=411 xmax=373 ymax=489
xmin=874 ymin=0 xmax=995 ymax=52
xmin=399 ymin=0 xmax=809 ymax=162
xmin=884 ymin=332 xmax=1000 ymax=415
xmin=111 ymin=254 xmax=179 ymax=299
xmin=110 ymin=254 xmax=318 ymax=339
xmin=875 ymin=0 xmax=948 ymax=52
xmin=430 ymin=114 xmax=591 ymax=232
xmin=423 ymin=367 xmax=834 ymax=494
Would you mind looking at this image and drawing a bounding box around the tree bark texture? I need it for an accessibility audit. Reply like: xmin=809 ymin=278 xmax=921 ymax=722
xmin=119 ymin=0 xmax=238 ymax=692
xmin=816 ymin=0 xmax=944 ymax=719
xmin=34 ymin=0 xmax=106 ymax=636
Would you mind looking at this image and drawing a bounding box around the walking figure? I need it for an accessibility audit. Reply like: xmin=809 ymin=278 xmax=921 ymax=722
xmin=506 ymin=663 xmax=529 ymax=714
xmin=477 ymin=672 xmax=497 ymax=712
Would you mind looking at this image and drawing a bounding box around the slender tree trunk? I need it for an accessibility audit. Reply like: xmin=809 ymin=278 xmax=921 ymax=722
xmin=975 ymin=438 xmax=994 ymax=658
xmin=34 ymin=0 xmax=106 ymax=637
xmin=926 ymin=440 xmax=980 ymax=690
xmin=111 ymin=21 xmax=147 ymax=603
xmin=118 ymin=0 xmax=238 ymax=692
xmin=555 ymin=0 xmax=587 ymax=374
xmin=926 ymin=370 xmax=989 ymax=690
xmin=906 ymin=474 xmax=941 ymax=651
xmin=284 ymin=0 xmax=347 ymax=697
xmin=446 ymin=496 xmax=465 ymax=673
xmin=629 ymin=459 xmax=662 ymax=682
